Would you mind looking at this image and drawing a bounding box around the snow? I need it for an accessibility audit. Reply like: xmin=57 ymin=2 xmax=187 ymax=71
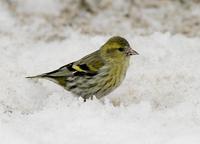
xmin=1 ymin=1 xmax=200 ymax=144
xmin=16 ymin=0 xmax=63 ymax=15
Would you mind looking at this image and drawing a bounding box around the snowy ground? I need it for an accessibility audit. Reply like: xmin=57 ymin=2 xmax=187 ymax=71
xmin=1 ymin=1 xmax=200 ymax=144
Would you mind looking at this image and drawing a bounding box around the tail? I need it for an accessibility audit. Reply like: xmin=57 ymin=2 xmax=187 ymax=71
xmin=26 ymin=65 xmax=71 ymax=87
xmin=26 ymin=74 xmax=46 ymax=79
xmin=26 ymin=72 xmax=67 ymax=87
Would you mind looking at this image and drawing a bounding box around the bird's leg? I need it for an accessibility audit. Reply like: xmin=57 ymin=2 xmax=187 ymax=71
xmin=84 ymin=98 xmax=86 ymax=102
xmin=90 ymin=95 xmax=94 ymax=100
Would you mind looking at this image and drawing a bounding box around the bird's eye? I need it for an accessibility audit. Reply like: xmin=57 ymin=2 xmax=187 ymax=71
xmin=118 ymin=48 xmax=124 ymax=52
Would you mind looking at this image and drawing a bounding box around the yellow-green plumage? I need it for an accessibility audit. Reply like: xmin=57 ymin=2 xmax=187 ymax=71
xmin=27 ymin=36 xmax=138 ymax=101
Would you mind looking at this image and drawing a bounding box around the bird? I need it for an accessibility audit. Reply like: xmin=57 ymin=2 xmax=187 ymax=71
xmin=27 ymin=36 xmax=138 ymax=101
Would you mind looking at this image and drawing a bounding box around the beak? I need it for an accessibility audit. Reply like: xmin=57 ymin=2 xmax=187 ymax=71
xmin=126 ymin=47 xmax=139 ymax=56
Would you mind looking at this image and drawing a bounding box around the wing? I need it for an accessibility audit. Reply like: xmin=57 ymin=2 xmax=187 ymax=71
xmin=52 ymin=50 xmax=105 ymax=77
xmin=73 ymin=50 xmax=105 ymax=75
xmin=26 ymin=50 xmax=105 ymax=86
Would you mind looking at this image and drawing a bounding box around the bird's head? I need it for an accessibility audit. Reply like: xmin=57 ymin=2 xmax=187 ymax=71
xmin=100 ymin=36 xmax=138 ymax=62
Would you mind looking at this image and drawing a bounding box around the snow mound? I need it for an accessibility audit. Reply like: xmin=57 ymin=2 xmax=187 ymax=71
xmin=1 ymin=31 xmax=200 ymax=144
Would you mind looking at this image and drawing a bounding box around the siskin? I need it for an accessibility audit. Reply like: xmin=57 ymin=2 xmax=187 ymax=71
xmin=27 ymin=36 xmax=138 ymax=101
